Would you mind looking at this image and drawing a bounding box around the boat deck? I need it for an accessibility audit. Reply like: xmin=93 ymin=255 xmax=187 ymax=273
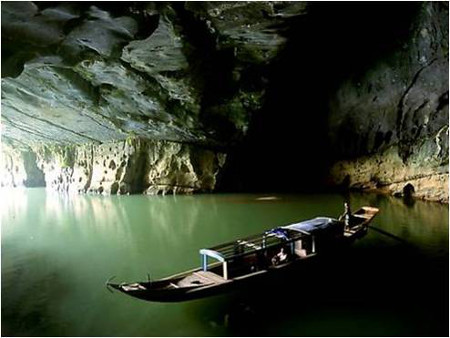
xmin=344 ymin=229 xmax=357 ymax=237
xmin=177 ymin=271 xmax=226 ymax=287
xmin=344 ymin=214 xmax=371 ymax=237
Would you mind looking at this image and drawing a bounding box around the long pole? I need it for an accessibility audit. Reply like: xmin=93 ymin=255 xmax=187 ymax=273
xmin=368 ymin=225 xmax=410 ymax=245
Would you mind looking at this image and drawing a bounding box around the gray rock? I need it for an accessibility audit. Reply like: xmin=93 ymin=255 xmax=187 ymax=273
xmin=121 ymin=14 xmax=188 ymax=74
xmin=327 ymin=2 xmax=448 ymax=202
xmin=186 ymin=2 xmax=307 ymax=64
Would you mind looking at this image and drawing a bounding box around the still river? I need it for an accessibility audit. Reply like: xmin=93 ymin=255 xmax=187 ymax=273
xmin=1 ymin=188 xmax=448 ymax=336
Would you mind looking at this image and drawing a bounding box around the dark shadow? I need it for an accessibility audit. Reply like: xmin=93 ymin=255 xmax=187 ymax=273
xmin=219 ymin=2 xmax=422 ymax=193
xmin=186 ymin=243 xmax=449 ymax=336
xmin=403 ymin=183 xmax=415 ymax=197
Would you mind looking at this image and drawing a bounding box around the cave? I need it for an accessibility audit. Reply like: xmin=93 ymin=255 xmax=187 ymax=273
xmin=1 ymin=2 xmax=448 ymax=337
xmin=1 ymin=1 xmax=447 ymax=201
xmin=403 ymin=183 xmax=415 ymax=197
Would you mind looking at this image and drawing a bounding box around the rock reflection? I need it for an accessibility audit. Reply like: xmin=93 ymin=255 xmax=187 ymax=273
xmin=4 ymin=189 xmax=220 ymax=260
xmin=1 ymin=188 xmax=29 ymax=236
xmin=40 ymin=192 xmax=221 ymax=277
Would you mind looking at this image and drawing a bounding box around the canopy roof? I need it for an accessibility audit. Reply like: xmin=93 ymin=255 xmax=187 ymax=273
xmin=282 ymin=217 xmax=339 ymax=233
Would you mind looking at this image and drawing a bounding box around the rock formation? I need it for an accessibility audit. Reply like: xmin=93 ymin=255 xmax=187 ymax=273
xmin=1 ymin=2 xmax=306 ymax=194
xmin=1 ymin=2 xmax=448 ymax=201
xmin=30 ymin=138 xmax=225 ymax=195
xmin=327 ymin=2 xmax=449 ymax=202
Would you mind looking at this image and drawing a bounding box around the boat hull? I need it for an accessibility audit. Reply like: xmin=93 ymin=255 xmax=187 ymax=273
xmin=107 ymin=234 xmax=361 ymax=302
xmin=108 ymin=257 xmax=319 ymax=302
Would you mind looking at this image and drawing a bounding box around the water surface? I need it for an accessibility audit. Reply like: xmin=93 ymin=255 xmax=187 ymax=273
xmin=1 ymin=189 xmax=448 ymax=336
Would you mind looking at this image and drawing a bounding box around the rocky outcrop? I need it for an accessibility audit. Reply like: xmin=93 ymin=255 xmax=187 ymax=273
xmin=30 ymin=138 xmax=225 ymax=195
xmin=1 ymin=2 xmax=307 ymax=148
xmin=1 ymin=1 xmax=307 ymax=195
xmin=327 ymin=2 xmax=448 ymax=202
xmin=330 ymin=140 xmax=449 ymax=203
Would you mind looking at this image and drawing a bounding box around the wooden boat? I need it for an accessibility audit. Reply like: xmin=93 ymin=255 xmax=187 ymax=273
xmin=106 ymin=206 xmax=379 ymax=302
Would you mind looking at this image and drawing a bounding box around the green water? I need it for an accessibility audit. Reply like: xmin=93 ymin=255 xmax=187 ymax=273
xmin=1 ymin=188 xmax=448 ymax=336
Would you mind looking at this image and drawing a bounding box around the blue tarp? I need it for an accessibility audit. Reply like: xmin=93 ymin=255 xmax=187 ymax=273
xmin=283 ymin=217 xmax=339 ymax=233
xmin=265 ymin=228 xmax=289 ymax=239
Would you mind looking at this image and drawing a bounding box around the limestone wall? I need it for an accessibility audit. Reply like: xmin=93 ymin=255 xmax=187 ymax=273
xmin=30 ymin=138 xmax=225 ymax=195
xmin=327 ymin=2 xmax=448 ymax=202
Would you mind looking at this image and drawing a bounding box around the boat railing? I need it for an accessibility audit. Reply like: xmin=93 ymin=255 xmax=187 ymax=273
xmin=200 ymin=230 xmax=317 ymax=280
xmin=211 ymin=231 xmax=308 ymax=258
xmin=199 ymin=249 xmax=228 ymax=280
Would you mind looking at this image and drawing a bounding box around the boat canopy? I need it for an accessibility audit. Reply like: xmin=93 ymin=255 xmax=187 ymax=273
xmin=283 ymin=217 xmax=339 ymax=233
